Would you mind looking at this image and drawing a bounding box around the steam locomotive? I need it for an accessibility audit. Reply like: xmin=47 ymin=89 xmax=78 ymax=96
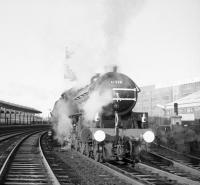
xmin=53 ymin=71 xmax=155 ymax=163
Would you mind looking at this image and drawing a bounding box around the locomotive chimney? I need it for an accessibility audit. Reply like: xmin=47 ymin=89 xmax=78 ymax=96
xmin=113 ymin=65 xmax=118 ymax=72
xmin=104 ymin=65 xmax=118 ymax=72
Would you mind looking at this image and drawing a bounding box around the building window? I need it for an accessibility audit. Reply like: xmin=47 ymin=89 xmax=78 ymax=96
xmin=162 ymin=96 xmax=169 ymax=101
xmin=186 ymin=108 xmax=193 ymax=113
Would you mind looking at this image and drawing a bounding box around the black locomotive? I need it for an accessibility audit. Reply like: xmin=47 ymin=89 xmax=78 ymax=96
xmin=52 ymin=71 xmax=155 ymax=163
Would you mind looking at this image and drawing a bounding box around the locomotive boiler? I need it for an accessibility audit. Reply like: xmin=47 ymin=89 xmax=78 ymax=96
xmin=55 ymin=71 xmax=155 ymax=163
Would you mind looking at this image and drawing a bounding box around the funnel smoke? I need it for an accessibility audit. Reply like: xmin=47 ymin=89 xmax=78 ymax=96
xmin=63 ymin=1 xmax=144 ymax=87
xmin=103 ymin=0 xmax=144 ymax=64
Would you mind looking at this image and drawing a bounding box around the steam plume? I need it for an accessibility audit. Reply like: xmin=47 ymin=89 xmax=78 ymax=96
xmin=63 ymin=1 xmax=145 ymax=86
xmin=51 ymin=89 xmax=78 ymax=144
xmin=82 ymin=88 xmax=113 ymax=123
xmin=103 ymin=0 xmax=144 ymax=64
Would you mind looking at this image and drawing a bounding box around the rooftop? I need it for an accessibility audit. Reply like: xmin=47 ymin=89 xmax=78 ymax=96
xmin=0 ymin=100 xmax=42 ymax=114
xmin=166 ymin=90 xmax=200 ymax=109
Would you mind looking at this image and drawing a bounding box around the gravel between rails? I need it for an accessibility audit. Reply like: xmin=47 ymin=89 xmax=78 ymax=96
xmin=54 ymin=149 xmax=133 ymax=185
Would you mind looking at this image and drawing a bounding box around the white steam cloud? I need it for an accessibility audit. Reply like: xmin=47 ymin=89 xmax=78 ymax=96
xmin=82 ymin=88 xmax=113 ymax=123
xmin=103 ymin=0 xmax=144 ymax=64
xmin=51 ymin=90 xmax=77 ymax=144
xmin=64 ymin=0 xmax=144 ymax=86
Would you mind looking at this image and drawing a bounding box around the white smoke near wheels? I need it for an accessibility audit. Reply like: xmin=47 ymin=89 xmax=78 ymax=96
xmin=51 ymin=90 xmax=78 ymax=144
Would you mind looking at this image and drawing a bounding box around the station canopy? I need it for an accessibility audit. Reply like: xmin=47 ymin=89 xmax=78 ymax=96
xmin=0 ymin=100 xmax=42 ymax=114
xmin=166 ymin=90 xmax=200 ymax=109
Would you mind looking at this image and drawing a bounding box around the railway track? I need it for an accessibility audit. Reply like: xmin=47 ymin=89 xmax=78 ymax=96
xmin=39 ymin=132 xmax=200 ymax=185
xmin=41 ymin=133 xmax=84 ymax=185
xmin=42 ymin=132 xmax=135 ymax=185
xmin=65 ymin=149 xmax=136 ymax=185
xmin=42 ymin=133 xmax=200 ymax=185
xmin=70 ymin=149 xmax=189 ymax=185
xmin=0 ymin=130 xmax=24 ymax=137
xmin=5 ymin=131 xmax=196 ymax=185
xmin=64 ymin=146 xmax=200 ymax=185
xmin=146 ymin=143 xmax=200 ymax=180
xmin=51 ymin=143 xmax=184 ymax=185
xmin=0 ymin=126 xmax=50 ymax=142
xmin=0 ymin=131 xmax=31 ymax=142
xmin=106 ymin=160 xmax=181 ymax=185
xmin=0 ymin=131 xmax=58 ymax=185
xmin=150 ymin=143 xmax=200 ymax=170
xmin=141 ymin=151 xmax=200 ymax=182
xmin=103 ymin=155 xmax=200 ymax=185
xmin=0 ymin=130 xmax=45 ymax=170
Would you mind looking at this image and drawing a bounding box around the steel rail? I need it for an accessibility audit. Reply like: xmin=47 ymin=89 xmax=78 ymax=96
xmin=0 ymin=131 xmax=40 ymax=182
xmin=39 ymin=132 xmax=61 ymax=185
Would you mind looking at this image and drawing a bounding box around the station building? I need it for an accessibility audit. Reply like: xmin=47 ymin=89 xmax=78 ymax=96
xmin=0 ymin=100 xmax=42 ymax=125
xmin=166 ymin=90 xmax=200 ymax=123
xmin=134 ymin=81 xmax=200 ymax=120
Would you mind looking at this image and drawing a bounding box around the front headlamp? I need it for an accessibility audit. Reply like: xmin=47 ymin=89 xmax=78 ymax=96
xmin=143 ymin=130 xmax=155 ymax=143
xmin=93 ymin=130 xmax=106 ymax=142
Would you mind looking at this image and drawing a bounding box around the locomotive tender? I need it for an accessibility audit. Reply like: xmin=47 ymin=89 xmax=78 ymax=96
xmin=56 ymin=71 xmax=155 ymax=163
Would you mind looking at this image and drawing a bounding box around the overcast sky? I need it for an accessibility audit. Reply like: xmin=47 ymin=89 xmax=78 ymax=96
xmin=0 ymin=0 xmax=200 ymax=116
